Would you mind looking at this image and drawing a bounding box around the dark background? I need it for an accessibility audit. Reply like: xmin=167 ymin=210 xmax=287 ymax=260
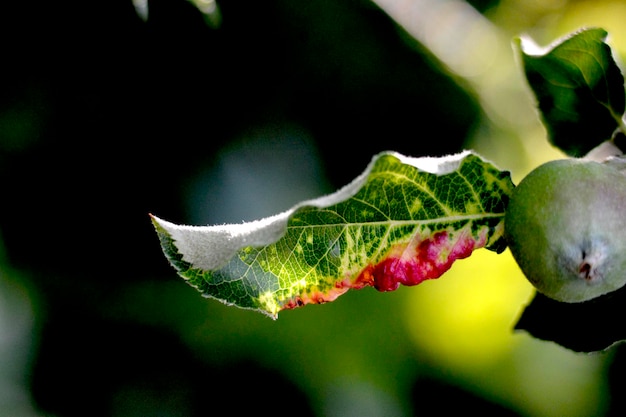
xmin=1 ymin=0 xmax=625 ymax=416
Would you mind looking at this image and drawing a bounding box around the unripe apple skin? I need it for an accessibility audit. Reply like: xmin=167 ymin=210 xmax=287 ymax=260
xmin=505 ymin=158 xmax=626 ymax=302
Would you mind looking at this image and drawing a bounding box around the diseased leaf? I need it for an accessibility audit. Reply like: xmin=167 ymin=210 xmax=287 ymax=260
xmin=515 ymin=27 xmax=626 ymax=157
xmin=152 ymin=151 xmax=514 ymax=318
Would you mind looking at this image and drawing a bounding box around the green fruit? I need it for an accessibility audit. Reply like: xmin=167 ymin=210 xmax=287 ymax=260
xmin=505 ymin=158 xmax=626 ymax=302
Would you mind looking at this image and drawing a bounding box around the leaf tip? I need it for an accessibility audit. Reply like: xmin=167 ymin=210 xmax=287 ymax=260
xmin=148 ymin=212 xmax=159 ymax=226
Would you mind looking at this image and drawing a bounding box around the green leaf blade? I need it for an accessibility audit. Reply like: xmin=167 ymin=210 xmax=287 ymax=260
xmin=151 ymin=151 xmax=514 ymax=318
xmin=516 ymin=27 xmax=626 ymax=156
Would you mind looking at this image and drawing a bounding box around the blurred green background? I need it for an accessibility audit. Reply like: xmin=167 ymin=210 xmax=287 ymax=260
xmin=2 ymin=0 xmax=626 ymax=416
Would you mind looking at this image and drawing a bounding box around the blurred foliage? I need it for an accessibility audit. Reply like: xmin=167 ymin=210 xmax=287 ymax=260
xmin=2 ymin=0 xmax=626 ymax=416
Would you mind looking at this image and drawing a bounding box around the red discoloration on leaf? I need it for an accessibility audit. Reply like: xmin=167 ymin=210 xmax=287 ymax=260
xmin=281 ymin=286 xmax=350 ymax=310
xmin=281 ymin=227 xmax=488 ymax=311
xmin=359 ymin=228 xmax=487 ymax=292
xmin=281 ymin=275 xmax=374 ymax=311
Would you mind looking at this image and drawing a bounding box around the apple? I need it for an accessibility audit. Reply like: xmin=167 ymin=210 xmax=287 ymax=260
xmin=505 ymin=157 xmax=626 ymax=302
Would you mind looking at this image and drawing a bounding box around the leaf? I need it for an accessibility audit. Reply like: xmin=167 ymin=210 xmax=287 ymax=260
xmin=515 ymin=27 xmax=626 ymax=157
xmin=151 ymin=151 xmax=514 ymax=319
xmin=515 ymin=286 xmax=626 ymax=353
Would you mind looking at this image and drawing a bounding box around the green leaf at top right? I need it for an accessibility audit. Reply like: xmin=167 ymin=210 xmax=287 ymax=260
xmin=515 ymin=27 xmax=626 ymax=157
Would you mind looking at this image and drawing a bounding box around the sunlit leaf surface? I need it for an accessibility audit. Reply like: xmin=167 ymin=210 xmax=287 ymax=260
xmin=152 ymin=151 xmax=514 ymax=318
